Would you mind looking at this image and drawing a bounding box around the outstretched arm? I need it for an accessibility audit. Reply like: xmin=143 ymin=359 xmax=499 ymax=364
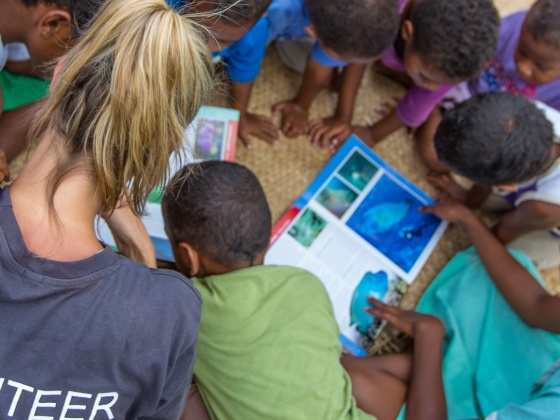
xmin=308 ymin=63 xmax=367 ymax=147
xmin=421 ymin=200 xmax=560 ymax=333
xmin=366 ymin=298 xmax=447 ymax=420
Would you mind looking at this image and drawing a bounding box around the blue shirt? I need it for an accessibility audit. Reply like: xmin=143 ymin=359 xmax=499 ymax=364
xmin=214 ymin=0 xmax=347 ymax=83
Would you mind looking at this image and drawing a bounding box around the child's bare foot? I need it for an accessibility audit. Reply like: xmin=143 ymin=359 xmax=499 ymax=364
xmin=426 ymin=172 xmax=467 ymax=203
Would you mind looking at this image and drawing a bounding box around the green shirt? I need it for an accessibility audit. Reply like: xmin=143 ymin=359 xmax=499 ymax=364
xmin=194 ymin=265 xmax=375 ymax=420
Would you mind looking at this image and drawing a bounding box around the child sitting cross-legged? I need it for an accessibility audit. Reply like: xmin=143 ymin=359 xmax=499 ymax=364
xmin=162 ymin=160 xmax=448 ymax=420
xmin=428 ymin=92 xmax=560 ymax=269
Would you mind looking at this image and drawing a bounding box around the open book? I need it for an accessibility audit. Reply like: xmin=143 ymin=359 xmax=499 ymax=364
xmin=97 ymin=106 xmax=239 ymax=261
xmin=265 ymin=135 xmax=447 ymax=356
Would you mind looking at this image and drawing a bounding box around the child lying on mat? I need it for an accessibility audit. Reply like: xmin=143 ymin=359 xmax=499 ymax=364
xmin=419 ymin=197 xmax=560 ymax=420
xmin=428 ymin=92 xmax=560 ymax=269
xmin=162 ymin=160 xmax=447 ymax=420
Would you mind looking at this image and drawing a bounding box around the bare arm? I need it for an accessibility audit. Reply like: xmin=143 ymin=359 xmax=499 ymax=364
xmin=405 ymin=322 xmax=447 ymax=420
xmin=335 ymin=63 xmax=367 ymax=122
xmin=231 ymin=82 xmax=279 ymax=147
xmin=494 ymin=200 xmax=560 ymax=244
xmin=102 ymin=201 xmax=156 ymax=268
xmin=352 ymin=109 xmax=405 ymax=148
xmin=308 ymin=63 xmax=367 ymax=148
xmin=465 ymin=184 xmax=492 ymax=208
xmin=366 ymin=298 xmax=447 ymax=420
xmin=422 ymin=200 xmax=560 ymax=333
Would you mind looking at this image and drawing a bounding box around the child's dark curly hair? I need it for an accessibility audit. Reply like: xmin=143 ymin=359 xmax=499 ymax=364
xmin=526 ymin=0 xmax=560 ymax=49
xmin=20 ymin=0 xmax=102 ymax=39
xmin=306 ymin=0 xmax=399 ymax=59
xmin=410 ymin=0 xmax=500 ymax=80
xmin=163 ymin=161 xmax=272 ymax=268
xmin=435 ymin=92 xmax=554 ymax=186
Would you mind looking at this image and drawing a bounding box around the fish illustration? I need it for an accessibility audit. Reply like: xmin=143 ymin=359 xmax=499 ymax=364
xmin=360 ymin=199 xmax=413 ymax=234
xmin=350 ymin=271 xmax=389 ymax=335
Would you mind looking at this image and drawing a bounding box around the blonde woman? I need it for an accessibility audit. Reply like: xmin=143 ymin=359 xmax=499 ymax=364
xmin=0 ymin=0 xmax=212 ymax=417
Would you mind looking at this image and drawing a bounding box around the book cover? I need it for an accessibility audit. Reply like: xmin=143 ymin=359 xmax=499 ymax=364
xmin=265 ymin=135 xmax=448 ymax=356
xmin=97 ymin=106 xmax=239 ymax=261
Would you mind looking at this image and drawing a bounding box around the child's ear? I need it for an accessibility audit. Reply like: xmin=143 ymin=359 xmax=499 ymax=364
xmin=38 ymin=10 xmax=72 ymax=42
xmin=178 ymin=241 xmax=201 ymax=277
xmin=304 ymin=25 xmax=318 ymax=39
xmin=401 ymin=20 xmax=414 ymax=42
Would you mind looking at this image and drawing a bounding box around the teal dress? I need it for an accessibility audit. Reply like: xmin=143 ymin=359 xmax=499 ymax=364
xmin=416 ymin=247 xmax=560 ymax=419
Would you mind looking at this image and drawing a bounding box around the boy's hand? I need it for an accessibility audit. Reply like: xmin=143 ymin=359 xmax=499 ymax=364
xmin=272 ymin=101 xmax=309 ymax=137
xmin=308 ymin=117 xmax=352 ymax=149
xmin=238 ymin=113 xmax=280 ymax=148
xmin=365 ymin=296 xmax=444 ymax=339
xmin=0 ymin=149 xmax=10 ymax=183
xmin=426 ymin=172 xmax=468 ymax=203
xmin=419 ymin=196 xmax=476 ymax=227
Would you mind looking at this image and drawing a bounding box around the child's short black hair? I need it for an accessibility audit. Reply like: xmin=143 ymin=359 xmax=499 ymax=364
xmin=410 ymin=0 xmax=500 ymax=80
xmin=435 ymin=92 xmax=554 ymax=186
xmin=306 ymin=0 xmax=399 ymax=59
xmin=162 ymin=161 xmax=272 ymax=268
xmin=526 ymin=0 xmax=560 ymax=48
xmin=20 ymin=0 xmax=101 ymax=38
xmin=193 ymin=0 xmax=271 ymax=23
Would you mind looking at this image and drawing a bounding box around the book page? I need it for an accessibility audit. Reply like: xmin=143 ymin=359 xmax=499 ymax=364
xmin=265 ymin=136 xmax=447 ymax=355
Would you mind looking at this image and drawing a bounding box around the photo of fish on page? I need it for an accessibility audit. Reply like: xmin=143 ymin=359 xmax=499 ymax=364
xmin=266 ymin=135 xmax=447 ymax=356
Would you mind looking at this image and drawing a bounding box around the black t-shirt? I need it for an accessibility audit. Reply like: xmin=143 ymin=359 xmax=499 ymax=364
xmin=0 ymin=187 xmax=201 ymax=419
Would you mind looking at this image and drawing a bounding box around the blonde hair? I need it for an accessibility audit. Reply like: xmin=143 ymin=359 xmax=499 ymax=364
xmin=29 ymin=0 xmax=213 ymax=216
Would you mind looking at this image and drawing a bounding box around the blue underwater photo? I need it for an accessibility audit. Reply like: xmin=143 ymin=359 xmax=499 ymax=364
xmin=346 ymin=175 xmax=441 ymax=272
xmin=288 ymin=208 xmax=328 ymax=248
xmin=316 ymin=177 xmax=358 ymax=218
xmin=338 ymin=152 xmax=378 ymax=191
xmin=350 ymin=271 xmax=389 ymax=335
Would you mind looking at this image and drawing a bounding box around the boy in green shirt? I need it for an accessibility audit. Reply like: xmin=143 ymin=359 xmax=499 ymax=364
xmin=162 ymin=161 xmax=447 ymax=420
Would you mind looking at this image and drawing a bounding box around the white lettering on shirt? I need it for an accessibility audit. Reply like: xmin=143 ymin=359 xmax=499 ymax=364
xmin=29 ymin=390 xmax=62 ymax=420
xmin=0 ymin=378 xmax=119 ymax=419
xmin=89 ymin=393 xmax=118 ymax=420
xmin=60 ymin=391 xmax=92 ymax=420
xmin=7 ymin=380 xmax=34 ymax=416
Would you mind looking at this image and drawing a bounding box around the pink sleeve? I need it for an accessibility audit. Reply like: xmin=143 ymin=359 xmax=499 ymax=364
xmin=396 ymin=84 xmax=455 ymax=127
